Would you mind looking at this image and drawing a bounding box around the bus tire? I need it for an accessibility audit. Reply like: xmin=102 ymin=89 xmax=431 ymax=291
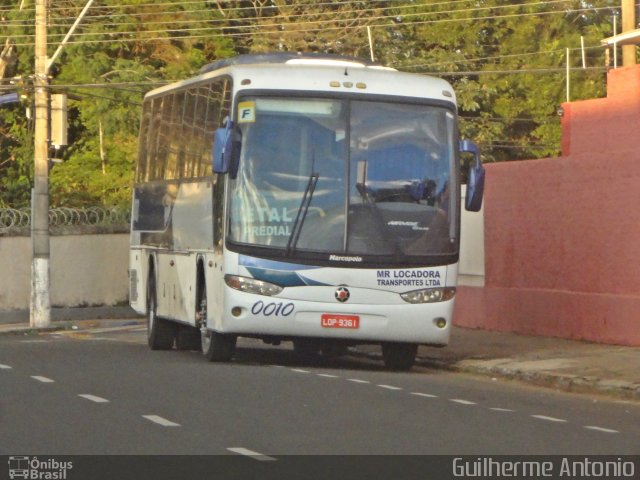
xmin=176 ymin=326 xmax=201 ymax=351
xmin=202 ymin=330 xmax=236 ymax=362
xmin=147 ymin=274 xmax=176 ymax=350
xmin=381 ymin=343 xmax=418 ymax=371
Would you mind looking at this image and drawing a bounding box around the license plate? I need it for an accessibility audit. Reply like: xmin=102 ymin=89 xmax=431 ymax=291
xmin=321 ymin=314 xmax=359 ymax=329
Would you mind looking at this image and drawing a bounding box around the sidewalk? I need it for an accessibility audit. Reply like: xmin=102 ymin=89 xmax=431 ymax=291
xmin=1 ymin=309 xmax=638 ymax=401
xmin=354 ymin=328 xmax=640 ymax=401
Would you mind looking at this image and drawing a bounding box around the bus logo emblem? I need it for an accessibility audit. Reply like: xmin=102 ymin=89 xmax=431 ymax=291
xmin=335 ymin=287 xmax=350 ymax=303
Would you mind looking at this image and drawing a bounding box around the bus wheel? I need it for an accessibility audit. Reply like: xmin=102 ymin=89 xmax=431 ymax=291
xmin=197 ymin=280 xmax=236 ymax=362
xmin=201 ymin=330 xmax=237 ymax=362
xmin=147 ymin=274 xmax=176 ymax=350
xmin=381 ymin=343 xmax=418 ymax=371
xmin=176 ymin=326 xmax=201 ymax=351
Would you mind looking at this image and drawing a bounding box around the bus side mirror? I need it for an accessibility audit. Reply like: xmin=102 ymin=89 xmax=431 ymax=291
xmin=212 ymin=120 xmax=239 ymax=176
xmin=460 ymin=140 xmax=485 ymax=212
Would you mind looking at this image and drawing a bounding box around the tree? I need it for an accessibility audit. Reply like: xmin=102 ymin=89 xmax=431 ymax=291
xmin=0 ymin=0 xmax=624 ymax=208
xmin=376 ymin=0 xmax=619 ymax=162
xmin=218 ymin=0 xmax=390 ymax=56
xmin=1 ymin=0 xmax=234 ymax=208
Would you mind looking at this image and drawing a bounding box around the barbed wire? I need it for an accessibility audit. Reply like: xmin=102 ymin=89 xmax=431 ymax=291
xmin=0 ymin=206 xmax=130 ymax=232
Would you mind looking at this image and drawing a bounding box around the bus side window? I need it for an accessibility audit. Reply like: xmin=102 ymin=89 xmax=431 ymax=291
xmin=136 ymin=100 xmax=153 ymax=183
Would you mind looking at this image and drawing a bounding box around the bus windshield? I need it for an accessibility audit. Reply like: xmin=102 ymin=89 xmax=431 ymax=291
xmin=228 ymin=96 xmax=458 ymax=260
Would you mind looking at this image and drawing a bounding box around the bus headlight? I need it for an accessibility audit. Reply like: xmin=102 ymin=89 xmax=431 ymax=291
xmin=224 ymin=275 xmax=283 ymax=296
xmin=400 ymin=287 xmax=456 ymax=304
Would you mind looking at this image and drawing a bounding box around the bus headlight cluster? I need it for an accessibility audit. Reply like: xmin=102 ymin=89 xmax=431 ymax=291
xmin=224 ymin=275 xmax=283 ymax=296
xmin=400 ymin=287 xmax=456 ymax=304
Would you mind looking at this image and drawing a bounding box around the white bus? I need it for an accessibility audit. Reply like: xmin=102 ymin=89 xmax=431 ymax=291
xmin=129 ymin=53 xmax=484 ymax=370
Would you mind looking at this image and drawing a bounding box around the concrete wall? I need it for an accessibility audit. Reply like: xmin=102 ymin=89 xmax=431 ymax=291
xmin=0 ymin=206 xmax=485 ymax=313
xmin=0 ymin=232 xmax=130 ymax=311
xmin=454 ymin=65 xmax=640 ymax=346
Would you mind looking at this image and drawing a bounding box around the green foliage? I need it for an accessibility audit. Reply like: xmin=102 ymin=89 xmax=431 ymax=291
xmin=0 ymin=0 xmax=624 ymax=207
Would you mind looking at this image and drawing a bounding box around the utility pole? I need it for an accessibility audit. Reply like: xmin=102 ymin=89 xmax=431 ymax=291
xmin=622 ymin=0 xmax=637 ymax=66
xmin=31 ymin=0 xmax=51 ymax=328
xmin=29 ymin=0 xmax=94 ymax=328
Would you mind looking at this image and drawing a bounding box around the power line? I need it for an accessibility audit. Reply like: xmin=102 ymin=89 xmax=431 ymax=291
xmin=6 ymin=4 xmax=619 ymax=47
xmin=414 ymin=66 xmax=607 ymax=75
xmin=7 ymin=0 xmax=586 ymax=31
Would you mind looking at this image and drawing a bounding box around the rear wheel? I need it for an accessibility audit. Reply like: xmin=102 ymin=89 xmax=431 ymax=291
xmin=198 ymin=279 xmax=236 ymax=362
xmin=381 ymin=343 xmax=418 ymax=371
xmin=147 ymin=272 xmax=176 ymax=350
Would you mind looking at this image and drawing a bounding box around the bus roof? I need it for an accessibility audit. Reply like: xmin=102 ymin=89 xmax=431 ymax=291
xmin=145 ymin=53 xmax=456 ymax=105
xmin=198 ymin=52 xmax=388 ymax=73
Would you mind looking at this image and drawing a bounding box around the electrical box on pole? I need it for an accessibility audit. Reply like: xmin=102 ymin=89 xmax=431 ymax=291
xmin=50 ymin=93 xmax=68 ymax=147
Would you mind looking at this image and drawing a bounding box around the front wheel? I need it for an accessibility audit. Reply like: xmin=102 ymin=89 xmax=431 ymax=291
xmin=381 ymin=343 xmax=418 ymax=371
xmin=197 ymin=279 xmax=236 ymax=362
xmin=201 ymin=329 xmax=237 ymax=362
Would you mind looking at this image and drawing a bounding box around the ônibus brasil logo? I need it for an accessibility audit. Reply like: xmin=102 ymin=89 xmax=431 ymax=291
xmin=8 ymin=456 xmax=73 ymax=480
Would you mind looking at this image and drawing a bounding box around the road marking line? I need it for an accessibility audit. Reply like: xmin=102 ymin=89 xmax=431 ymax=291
xmin=411 ymin=392 xmax=438 ymax=398
xmin=142 ymin=415 xmax=181 ymax=427
xmin=531 ymin=415 xmax=567 ymax=423
xmin=0 ymin=364 xmax=12 ymax=369
xmin=347 ymin=378 xmax=370 ymax=384
xmin=377 ymin=384 xmax=402 ymax=390
xmin=450 ymin=399 xmax=476 ymax=405
xmin=290 ymin=369 xmax=310 ymax=373
xmin=21 ymin=340 xmax=48 ymax=343
xmin=31 ymin=376 xmax=54 ymax=383
xmin=490 ymin=407 xmax=515 ymax=412
xmin=584 ymin=426 xmax=619 ymax=434
xmin=317 ymin=373 xmax=339 ymax=378
xmin=78 ymin=394 xmax=110 ymax=403
xmin=227 ymin=447 xmax=276 ymax=461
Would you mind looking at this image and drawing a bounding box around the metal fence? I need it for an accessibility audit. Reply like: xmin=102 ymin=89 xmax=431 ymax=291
xmin=0 ymin=207 xmax=130 ymax=234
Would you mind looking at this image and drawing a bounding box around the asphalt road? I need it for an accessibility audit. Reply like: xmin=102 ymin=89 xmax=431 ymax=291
xmin=1 ymin=325 xmax=639 ymax=458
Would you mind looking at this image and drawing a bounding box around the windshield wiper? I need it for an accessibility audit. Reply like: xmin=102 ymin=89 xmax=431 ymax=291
xmin=285 ymin=171 xmax=319 ymax=256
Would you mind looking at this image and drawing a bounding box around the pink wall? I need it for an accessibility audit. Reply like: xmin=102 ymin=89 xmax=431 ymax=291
xmin=454 ymin=65 xmax=640 ymax=346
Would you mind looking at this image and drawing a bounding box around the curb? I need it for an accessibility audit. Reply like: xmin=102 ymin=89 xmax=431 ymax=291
xmin=0 ymin=318 xmax=144 ymax=336
xmin=351 ymin=349 xmax=640 ymax=401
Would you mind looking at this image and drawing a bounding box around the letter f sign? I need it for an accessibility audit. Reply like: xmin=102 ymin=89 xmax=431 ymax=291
xmin=238 ymin=101 xmax=256 ymax=123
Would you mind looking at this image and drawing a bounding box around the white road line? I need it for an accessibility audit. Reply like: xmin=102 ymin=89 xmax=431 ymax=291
xmin=531 ymin=415 xmax=567 ymax=423
xmin=347 ymin=378 xmax=370 ymax=384
xmin=21 ymin=340 xmax=48 ymax=344
xmin=0 ymin=364 xmax=12 ymax=369
xmin=142 ymin=415 xmax=181 ymax=427
xmin=490 ymin=407 xmax=515 ymax=412
xmin=290 ymin=369 xmax=310 ymax=373
xmin=227 ymin=447 xmax=276 ymax=462
xmin=377 ymin=384 xmax=402 ymax=390
xmin=450 ymin=399 xmax=477 ymax=405
xmin=31 ymin=376 xmax=54 ymax=383
xmin=317 ymin=373 xmax=339 ymax=378
xmin=78 ymin=394 xmax=110 ymax=403
xmin=584 ymin=426 xmax=619 ymax=434
xmin=411 ymin=392 xmax=438 ymax=398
